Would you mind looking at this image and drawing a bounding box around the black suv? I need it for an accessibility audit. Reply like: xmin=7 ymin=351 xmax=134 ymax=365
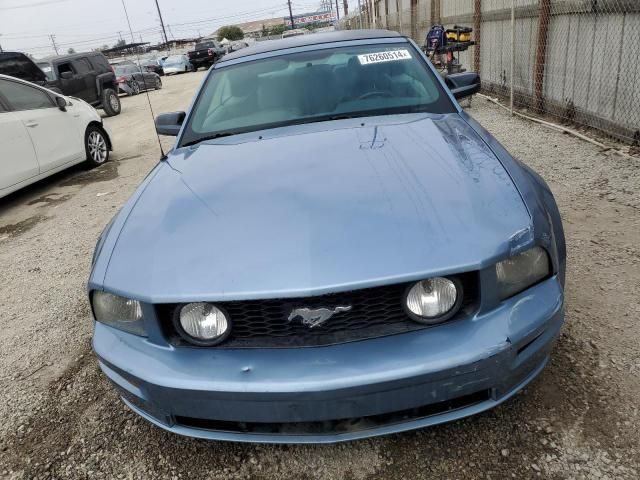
xmin=0 ymin=51 xmax=121 ymax=116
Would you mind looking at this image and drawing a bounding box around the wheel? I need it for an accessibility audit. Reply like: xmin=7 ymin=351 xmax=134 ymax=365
xmin=84 ymin=126 xmax=109 ymax=168
xmin=101 ymin=88 xmax=120 ymax=116
xmin=155 ymin=77 xmax=162 ymax=90
xmin=131 ymin=81 xmax=140 ymax=95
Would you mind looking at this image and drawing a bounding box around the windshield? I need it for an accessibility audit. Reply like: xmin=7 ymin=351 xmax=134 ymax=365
xmin=181 ymin=43 xmax=454 ymax=147
xmin=164 ymin=56 xmax=184 ymax=66
xmin=195 ymin=42 xmax=215 ymax=49
xmin=37 ymin=63 xmax=56 ymax=81
xmin=114 ymin=65 xmax=140 ymax=75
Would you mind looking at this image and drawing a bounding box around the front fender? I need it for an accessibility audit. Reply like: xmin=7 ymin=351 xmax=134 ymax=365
xmin=460 ymin=112 xmax=566 ymax=286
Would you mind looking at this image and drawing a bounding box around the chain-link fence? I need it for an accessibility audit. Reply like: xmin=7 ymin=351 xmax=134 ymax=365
xmin=340 ymin=0 xmax=640 ymax=145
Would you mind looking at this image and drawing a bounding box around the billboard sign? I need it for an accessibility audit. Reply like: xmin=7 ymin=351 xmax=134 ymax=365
xmin=284 ymin=11 xmax=337 ymax=28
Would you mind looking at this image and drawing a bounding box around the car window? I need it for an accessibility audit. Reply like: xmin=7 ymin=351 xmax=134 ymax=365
xmin=0 ymin=79 xmax=54 ymax=111
xmin=72 ymin=58 xmax=93 ymax=74
xmin=57 ymin=62 xmax=74 ymax=76
xmin=181 ymin=42 xmax=455 ymax=147
xmin=89 ymin=54 xmax=110 ymax=72
xmin=196 ymin=42 xmax=214 ymax=49
xmin=37 ymin=63 xmax=56 ymax=81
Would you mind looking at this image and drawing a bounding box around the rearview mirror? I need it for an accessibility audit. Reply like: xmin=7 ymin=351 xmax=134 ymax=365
xmin=155 ymin=111 xmax=186 ymax=136
xmin=55 ymin=96 xmax=67 ymax=112
xmin=446 ymin=72 xmax=481 ymax=100
xmin=60 ymin=71 xmax=73 ymax=80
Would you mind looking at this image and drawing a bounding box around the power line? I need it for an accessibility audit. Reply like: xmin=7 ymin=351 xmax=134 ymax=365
xmin=6 ymin=2 xmax=291 ymax=55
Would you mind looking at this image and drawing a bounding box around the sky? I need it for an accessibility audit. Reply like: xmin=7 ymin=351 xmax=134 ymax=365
xmin=0 ymin=0 xmax=360 ymax=58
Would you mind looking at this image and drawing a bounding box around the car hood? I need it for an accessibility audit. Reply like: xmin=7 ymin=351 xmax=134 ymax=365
xmin=0 ymin=52 xmax=47 ymax=83
xmin=103 ymin=113 xmax=531 ymax=302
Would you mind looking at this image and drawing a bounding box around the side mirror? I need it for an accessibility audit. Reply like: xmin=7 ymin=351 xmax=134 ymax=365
xmin=55 ymin=96 xmax=67 ymax=112
xmin=60 ymin=71 xmax=73 ymax=80
xmin=155 ymin=111 xmax=186 ymax=136
xmin=446 ymin=72 xmax=481 ymax=100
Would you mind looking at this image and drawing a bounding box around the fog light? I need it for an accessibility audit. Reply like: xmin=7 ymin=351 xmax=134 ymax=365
xmin=176 ymin=303 xmax=230 ymax=346
xmin=405 ymin=277 xmax=462 ymax=324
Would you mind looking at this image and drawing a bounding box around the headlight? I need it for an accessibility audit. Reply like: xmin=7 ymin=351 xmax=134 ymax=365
xmin=91 ymin=291 xmax=145 ymax=336
xmin=405 ymin=277 xmax=462 ymax=324
xmin=496 ymin=247 xmax=550 ymax=299
xmin=175 ymin=303 xmax=231 ymax=346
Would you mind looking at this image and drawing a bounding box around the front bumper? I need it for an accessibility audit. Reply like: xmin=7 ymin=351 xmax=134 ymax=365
xmin=117 ymin=83 xmax=132 ymax=95
xmin=94 ymin=277 xmax=564 ymax=444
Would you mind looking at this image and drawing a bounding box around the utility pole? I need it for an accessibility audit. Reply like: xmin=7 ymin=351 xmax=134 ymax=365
xmin=154 ymin=0 xmax=169 ymax=48
xmin=343 ymin=0 xmax=348 ymax=17
xmin=120 ymin=0 xmax=135 ymax=43
xmin=335 ymin=0 xmax=340 ymax=21
xmin=287 ymin=0 xmax=295 ymax=30
xmin=49 ymin=34 xmax=59 ymax=55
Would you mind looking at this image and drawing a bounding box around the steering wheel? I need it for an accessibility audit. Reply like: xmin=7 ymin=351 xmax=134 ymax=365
xmin=358 ymin=91 xmax=393 ymax=100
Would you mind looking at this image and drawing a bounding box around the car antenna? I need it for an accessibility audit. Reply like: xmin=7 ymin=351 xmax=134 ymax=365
xmin=120 ymin=0 xmax=166 ymax=158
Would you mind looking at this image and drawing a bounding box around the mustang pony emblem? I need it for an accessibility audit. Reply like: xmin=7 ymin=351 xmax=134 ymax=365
xmin=288 ymin=306 xmax=352 ymax=328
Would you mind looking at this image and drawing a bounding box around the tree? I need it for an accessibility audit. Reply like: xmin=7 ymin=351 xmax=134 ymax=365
xmin=113 ymin=39 xmax=126 ymax=48
xmin=261 ymin=24 xmax=268 ymax=37
xmin=268 ymin=24 xmax=285 ymax=36
xmin=217 ymin=25 xmax=244 ymax=41
xmin=67 ymin=47 xmax=76 ymax=54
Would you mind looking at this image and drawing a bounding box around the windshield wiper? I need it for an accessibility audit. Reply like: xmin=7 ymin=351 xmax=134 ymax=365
xmin=182 ymin=132 xmax=238 ymax=147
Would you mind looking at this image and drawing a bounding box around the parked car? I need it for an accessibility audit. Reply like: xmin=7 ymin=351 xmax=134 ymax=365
xmin=161 ymin=55 xmax=194 ymax=75
xmin=89 ymin=30 xmax=566 ymax=444
xmin=108 ymin=58 xmax=135 ymax=67
xmin=0 ymin=74 xmax=113 ymax=199
xmin=0 ymin=51 xmax=120 ymax=116
xmin=138 ymin=58 xmax=164 ymax=76
xmin=282 ymin=28 xmax=307 ymax=39
xmin=228 ymin=41 xmax=249 ymax=53
xmin=187 ymin=40 xmax=225 ymax=70
xmin=114 ymin=64 xmax=162 ymax=96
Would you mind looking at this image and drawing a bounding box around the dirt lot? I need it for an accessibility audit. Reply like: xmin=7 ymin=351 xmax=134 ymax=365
xmin=1 ymin=71 xmax=639 ymax=480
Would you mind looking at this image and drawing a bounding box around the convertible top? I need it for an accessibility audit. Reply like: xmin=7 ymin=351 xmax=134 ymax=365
xmin=220 ymin=29 xmax=404 ymax=63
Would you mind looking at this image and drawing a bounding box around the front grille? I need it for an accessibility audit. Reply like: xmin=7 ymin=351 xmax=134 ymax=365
xmin=175 ymin=389 xmax=492 ymax=436
xmin=157 ymin=273 xmax=478 ymax=348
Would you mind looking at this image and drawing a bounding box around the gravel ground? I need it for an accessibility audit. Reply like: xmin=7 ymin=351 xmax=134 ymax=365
xmin=0 ymin=72 xmax=638 ymax=480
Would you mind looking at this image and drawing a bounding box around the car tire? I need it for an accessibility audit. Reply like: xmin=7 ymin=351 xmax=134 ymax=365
xmin=84 ymin=126 xmax=109 ymax=168
xmin=155 ymin=77 xmax=162 ymax=90
xmin=131 ymin=81 xmax=140 ymax=96
xmin=101 ymin=88 xmax=121 ymax=117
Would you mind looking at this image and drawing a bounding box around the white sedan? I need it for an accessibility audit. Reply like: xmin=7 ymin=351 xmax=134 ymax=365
xmin=161 ymin=55 xmax=194 ymax=75
xmin=0 ymin=74 xmax=113 ymax=200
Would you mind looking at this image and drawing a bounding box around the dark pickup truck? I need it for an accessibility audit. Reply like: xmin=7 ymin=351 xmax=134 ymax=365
xmin=187 ymin=40 xmax=225 ymax=70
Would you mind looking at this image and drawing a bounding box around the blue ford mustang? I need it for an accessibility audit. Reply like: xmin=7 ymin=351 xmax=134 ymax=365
xmin=89 ymin=30 xmax=566 ymax=443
